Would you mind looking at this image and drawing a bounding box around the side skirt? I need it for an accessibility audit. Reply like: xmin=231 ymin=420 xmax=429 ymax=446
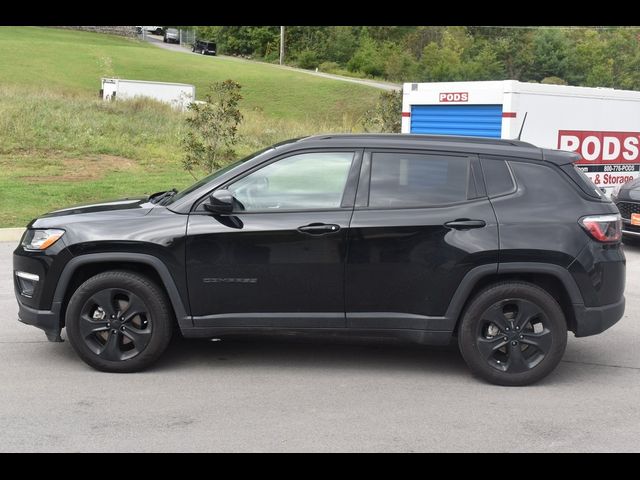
xmin=181 ymin=326 xmax=453 ymax=346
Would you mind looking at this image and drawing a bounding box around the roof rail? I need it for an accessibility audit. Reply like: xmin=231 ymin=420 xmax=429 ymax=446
xmin=301 ymin=133 xmax=536 ymax=149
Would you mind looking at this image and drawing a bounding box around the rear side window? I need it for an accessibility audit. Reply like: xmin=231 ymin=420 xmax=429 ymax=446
xmin=480 ymin=157 xmax=516 ymax=197
xmin=369 ymin=152 xmax=470 ymax=208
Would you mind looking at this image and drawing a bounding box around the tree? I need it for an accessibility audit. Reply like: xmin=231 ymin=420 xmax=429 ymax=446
xmin=361 ymin=89 xmax=403 ymax=133
xmin=326 ymin=26 xmax=359 ymax=64
xmin=490 ymin=28 xmax=535 ymax=80
xmin=187 ymin=26 xmax=640 ymax=89
xmin=182 ymin=80 xmax=243 ymax=178
xmin=530 ymin=29 xmax=570 ymax=82
xmin=347 ymin=34 xmax=385 ymax=77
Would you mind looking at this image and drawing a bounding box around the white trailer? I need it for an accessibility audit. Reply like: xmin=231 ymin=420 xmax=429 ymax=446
xmin=101 ymin=78 xmax=196 ymax=111
xmin=402 ymin=80 xmax=640 ymax=195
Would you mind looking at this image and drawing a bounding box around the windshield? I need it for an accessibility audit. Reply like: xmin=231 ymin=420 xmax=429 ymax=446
xmin=164 ymin=147 xmax=274 ymax=205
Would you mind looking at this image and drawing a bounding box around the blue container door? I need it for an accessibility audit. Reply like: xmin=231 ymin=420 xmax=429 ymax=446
xmin=410 ymin=104 xmax=503 ymax=138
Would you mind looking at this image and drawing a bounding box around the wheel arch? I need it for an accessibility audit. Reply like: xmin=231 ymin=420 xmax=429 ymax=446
xmin=55 ymin=253 xmax=190 ymax=330
xmin=446 ymin=263 xmax=583 ymax=335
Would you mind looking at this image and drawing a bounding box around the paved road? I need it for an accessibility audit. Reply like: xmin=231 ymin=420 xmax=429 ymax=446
xmin=143 ymin=34 xmax=401 ymax=92
xmin=1 ymin=240 xmax=639 ymax=452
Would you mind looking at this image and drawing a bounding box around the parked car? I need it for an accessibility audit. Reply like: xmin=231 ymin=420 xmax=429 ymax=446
xmin=136 ymin=26 xmax=164 ymax=35
xmin=611 ymin=178 xmax=640 ymax=242
xmin=13 ymin=134 xmax=625 ymax=385
xmin=163 ymin=28 xmax=179 ymax=44
xmin=192 ymin=40 xmax=216 ymax=56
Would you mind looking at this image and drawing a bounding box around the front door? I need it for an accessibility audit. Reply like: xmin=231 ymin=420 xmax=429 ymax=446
xmin=186 ymin=149 xmax=361 ymax=329
xmin=345 ymin=149 xmax=499 ymax=331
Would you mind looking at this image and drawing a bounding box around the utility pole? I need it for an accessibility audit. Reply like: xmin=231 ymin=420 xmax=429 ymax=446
xmin=279 ymin=26 xmax=285 ymax=65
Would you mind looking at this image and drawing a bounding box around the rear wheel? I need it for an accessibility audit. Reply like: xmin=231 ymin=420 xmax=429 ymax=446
xmin=66 ymin=271 xmax=173 ymax=372
xmin=458 ymin=282 xmax=567 ymax=386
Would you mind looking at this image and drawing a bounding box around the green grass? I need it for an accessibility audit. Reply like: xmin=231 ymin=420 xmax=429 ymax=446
xmin=0 ymin=27 xmax=376 ymax=123
xmin=0 ymin=27 xmax=380 ymax=226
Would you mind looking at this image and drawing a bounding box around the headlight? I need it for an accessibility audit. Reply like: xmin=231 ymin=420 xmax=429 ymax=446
xmin=22 ymin=229 xmax=65 ymax=251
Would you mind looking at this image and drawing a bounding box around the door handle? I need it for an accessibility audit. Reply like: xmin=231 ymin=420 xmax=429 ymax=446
xmin=444 ymin=219 xmax=486 ymax=230
xmin=297 ymin=223 xmax=341 ymax=235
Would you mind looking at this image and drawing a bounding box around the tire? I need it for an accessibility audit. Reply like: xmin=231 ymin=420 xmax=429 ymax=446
xmin=457 ymin=281 xmax=567 ymax=386
xmin=65 ymin=271 xmax=173 ymax=373
xmin=201 ymin=50 xmax=206 ymax=55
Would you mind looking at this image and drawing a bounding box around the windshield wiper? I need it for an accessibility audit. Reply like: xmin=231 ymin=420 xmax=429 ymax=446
xmin=149 ymin=188 xmax=177 ymax=205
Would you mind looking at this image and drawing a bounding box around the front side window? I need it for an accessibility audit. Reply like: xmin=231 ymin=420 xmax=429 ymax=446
xmin=228 ymin=152 xmax=354 ymax=211
xmin=368 ymin=152 xmax=471 ymax=208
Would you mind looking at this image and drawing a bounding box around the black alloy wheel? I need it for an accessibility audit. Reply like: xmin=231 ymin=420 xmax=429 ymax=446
xmin=79 ymin=288 xmax=152 ymax=362
xmin=458 ymin=282 xmax=567 ymax=386
xmin=66 ymin=271 xmax=173 ymax=372
xmin=475 ymin=299 xmax=552 ymax=374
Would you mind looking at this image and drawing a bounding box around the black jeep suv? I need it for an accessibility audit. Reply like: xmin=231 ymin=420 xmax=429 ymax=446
xmin=192 ymin=40 xmax=216 ymax=55
xmin=13 ymin=134 xmax=625 ymax=385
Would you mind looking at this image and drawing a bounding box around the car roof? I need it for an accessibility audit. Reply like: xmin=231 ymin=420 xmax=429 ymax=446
xmin=272 ymin=134 xmax=579 ymax=165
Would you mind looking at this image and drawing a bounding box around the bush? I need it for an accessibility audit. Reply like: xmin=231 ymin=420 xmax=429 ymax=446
xmin=182 ymin=80 xmax=243 ymax=178
xmin=347 ymin=36 xmax=385 ymax=77
xmin=318 ymin=61 xmax=340 ymax=73
xmin=360 ymin=89 xmax=402 ymax=133
xmin=295 ymin=49 xmax=320 ymax=70
xmin=263 ymin=49 xmax=280 ymax=64
xmin=541 ymin=76 xmax=568 ymax=85
xmin=383 ymin=45 xmax=419 ymax=81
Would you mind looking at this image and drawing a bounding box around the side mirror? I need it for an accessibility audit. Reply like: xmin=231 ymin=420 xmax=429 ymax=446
xmin=204 ymin=189 xmax=234 ymax=215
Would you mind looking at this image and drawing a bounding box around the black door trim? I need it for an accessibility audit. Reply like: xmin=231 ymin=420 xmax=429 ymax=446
xmin=192 ymin=312 xmax=346 ymax=329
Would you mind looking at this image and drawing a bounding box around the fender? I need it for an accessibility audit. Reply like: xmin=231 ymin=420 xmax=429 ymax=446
xmin=498 ymin=262 xmax=583 ymax=303
xmin=53 ymin=253 xmax=191 ymax=329
xmin=444 ymin=261 xmax=584 ymax=324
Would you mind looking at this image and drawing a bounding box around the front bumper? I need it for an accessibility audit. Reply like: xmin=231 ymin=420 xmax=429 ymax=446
xmin=16 ymin=296 xmax=63 ymax=342
xmin=573 ymin=296 xmax=625 ymax=337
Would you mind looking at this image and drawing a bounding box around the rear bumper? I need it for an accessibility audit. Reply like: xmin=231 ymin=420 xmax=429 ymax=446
xmin=573 ymin=296 xmax=625 ymax=337
xmin=16 ymin=297 xmax=63 ymax=342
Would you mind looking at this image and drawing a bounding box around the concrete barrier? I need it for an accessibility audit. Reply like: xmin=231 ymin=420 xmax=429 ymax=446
xmin=0 ymin=228 xmax=24 ymax=243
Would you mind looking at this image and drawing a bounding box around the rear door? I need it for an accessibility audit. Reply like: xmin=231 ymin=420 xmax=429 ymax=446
xmin=345 ymin=149 xmax=499 ymax=331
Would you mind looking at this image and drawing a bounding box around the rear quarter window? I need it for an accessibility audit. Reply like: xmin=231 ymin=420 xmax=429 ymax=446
xmin=560 ymin=164 xmax=604 ymax=199
xmin=480 ymin=157 xmax=516 ymax=197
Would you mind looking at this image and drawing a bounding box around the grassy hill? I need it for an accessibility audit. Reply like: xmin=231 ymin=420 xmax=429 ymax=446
xmin=0 ymin=27 xmax=375 ymax=122
xmin=0 ymin=27 xmax=378 ymax=227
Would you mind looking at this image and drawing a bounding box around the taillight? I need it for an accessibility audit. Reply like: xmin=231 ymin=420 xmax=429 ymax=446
xmin=579 ymin=214 xmax=622 ymax=243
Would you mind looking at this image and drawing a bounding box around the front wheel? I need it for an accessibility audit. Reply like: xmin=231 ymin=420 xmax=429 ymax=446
xmin=66 ymin=271 xmax=173 ymax=372
xmin=458 ymin=282 xmax=567 ymax=386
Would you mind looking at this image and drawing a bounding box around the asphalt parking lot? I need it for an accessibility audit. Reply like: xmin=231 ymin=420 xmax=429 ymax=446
xmin=1 ymin=240 xmax=639 ymax=452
